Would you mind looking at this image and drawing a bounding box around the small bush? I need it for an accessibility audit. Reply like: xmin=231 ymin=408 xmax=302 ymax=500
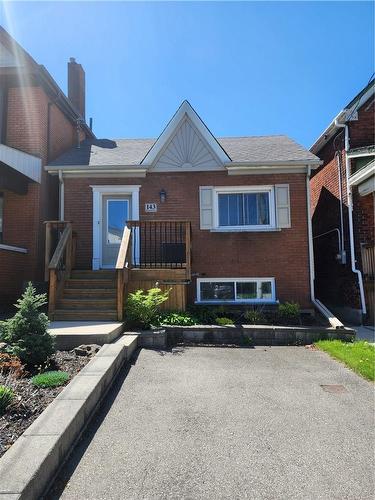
xmin=1 ymin=283 xmax=55 ymax=368
xmin=0 ymin=385 xmax=14 ymax=415
xmin=277 ymin=302 xmax=301 ymax=325
xmin=125 ymin=288 xmax=170 ymax=329
xmin=215 ymin=317 xmax=234 ymax=326
xmin=243 ymin=308 xmax=266 ymax=325
xmin=160 ymin=312 xmax=198 ymax=326
xmin=31 ymin=370 xmax=69 ymax=388
xmin=187 ymin=306 xmax=217 ymax=325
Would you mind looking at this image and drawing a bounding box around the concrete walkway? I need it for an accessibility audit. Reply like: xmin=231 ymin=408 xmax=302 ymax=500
xmin=48 ymin=321 xmax=123 ymax=349
xmin=49 ymin=347 xmax=374 ymax=500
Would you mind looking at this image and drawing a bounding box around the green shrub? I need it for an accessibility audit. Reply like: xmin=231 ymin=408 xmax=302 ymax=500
xmin=125 ymin=287 xmax=170 ymax=329
xmin=0 ymin=385 xmax=14 ymax=415
xmin=215 ymin=317 xmax=234 ymax=326
xmin=0 ymin=283 xmax=55 ymax=368
xmin=31 ymin=370 xmax=69 ymax=388
xmin=187 ymin=306 xmax=217 ymax=325
xmin=160 ymin=312 xmax=198 ymax=326
xmin=278 ymin=302 xmax=301 ymax=325
xmin=243 ymin=308 xmax=266 ymax=325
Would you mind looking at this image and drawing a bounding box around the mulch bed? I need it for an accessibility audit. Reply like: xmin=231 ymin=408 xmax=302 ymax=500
xmin=0 ymin=350 xmax=93 ymax=458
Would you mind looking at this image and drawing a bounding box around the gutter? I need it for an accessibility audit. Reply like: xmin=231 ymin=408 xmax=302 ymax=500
xmin=306 ymin=165 xmax=345 ymax=329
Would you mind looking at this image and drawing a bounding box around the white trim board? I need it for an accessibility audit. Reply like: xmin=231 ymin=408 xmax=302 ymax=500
xmin=141 ymin=100 xmax=231 ymax=166
xmin=90 ymin=185 xmax=140 ymax=270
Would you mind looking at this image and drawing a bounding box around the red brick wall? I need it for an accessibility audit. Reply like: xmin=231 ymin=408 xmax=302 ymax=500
xmin=64 ymin=171 xmax=312 ymax=307
xmin=0 ymin=85 xmax=84 ymax=305
xmin=310 ymin=96 xmax=374 ymax=312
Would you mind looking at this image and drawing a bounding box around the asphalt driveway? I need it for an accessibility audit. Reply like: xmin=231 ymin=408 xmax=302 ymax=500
xmin=50 ymin=346 xmax=374 ymax=500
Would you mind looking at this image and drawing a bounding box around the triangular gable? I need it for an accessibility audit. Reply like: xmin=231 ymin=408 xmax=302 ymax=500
xmin=141 ymin=100 xmax=231 ymax=170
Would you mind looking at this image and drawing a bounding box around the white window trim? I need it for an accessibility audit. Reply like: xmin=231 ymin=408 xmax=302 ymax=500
xmin=212 ymin=185 xmax=276 ymax=231
xmin=91 ymin=185 xmax=140 ymax=270
xmin=196 ymin=277 xmax=276 ymax=304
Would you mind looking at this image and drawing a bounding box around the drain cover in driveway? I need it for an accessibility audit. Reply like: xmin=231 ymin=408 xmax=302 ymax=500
xmin=320 ymin=384 xmax=348 ymax=393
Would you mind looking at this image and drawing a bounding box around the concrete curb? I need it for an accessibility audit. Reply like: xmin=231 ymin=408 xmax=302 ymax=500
xmin=0 ymin=334 xmax=139 ymax=500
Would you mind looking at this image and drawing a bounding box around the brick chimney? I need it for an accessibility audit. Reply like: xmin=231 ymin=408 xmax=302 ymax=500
xmin=68 ymin=57 xmax=85 ymax=119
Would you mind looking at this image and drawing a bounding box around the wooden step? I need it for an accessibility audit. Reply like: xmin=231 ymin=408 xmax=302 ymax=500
xmin=53 ymin=309 xmax=118 ymax=321
xmin=71 ymin=270 xmax=116 ymax=280
xmin=63 ymin=288 xmax=116 ymax=298
xmin=65 ymin=279 xmax=116 ymax=289
xmin=57 ymin=298 xmax=116 ymax=310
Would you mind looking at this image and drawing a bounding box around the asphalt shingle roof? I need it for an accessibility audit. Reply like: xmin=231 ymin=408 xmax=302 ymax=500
xmin=49 ymin=135 xmax=319 ymax=167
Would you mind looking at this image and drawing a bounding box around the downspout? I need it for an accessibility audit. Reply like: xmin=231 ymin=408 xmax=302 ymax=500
xmin=306 ymin=165 xmax=344 ymax=329
xmin=335 ymin=151 xmax=346 ymax=263
xmin=58 ymin=169 xmax=64 ymax=221
xmin=335 ymin=120 xmax=367 ymax=317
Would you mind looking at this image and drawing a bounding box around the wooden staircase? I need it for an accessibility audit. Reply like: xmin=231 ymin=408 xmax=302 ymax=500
xmin=53 ymin=270 xmax=118 ymax=321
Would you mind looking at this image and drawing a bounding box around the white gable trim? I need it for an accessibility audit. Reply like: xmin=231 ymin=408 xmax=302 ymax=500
xmin=141 ymin=100 xmax=231 ymax=166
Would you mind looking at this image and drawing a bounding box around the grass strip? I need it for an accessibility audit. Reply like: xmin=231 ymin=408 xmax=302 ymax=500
xmin=315 ymin=340 xmax=374 ymax=381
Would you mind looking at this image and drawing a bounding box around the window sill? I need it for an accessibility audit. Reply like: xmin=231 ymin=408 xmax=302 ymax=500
xmin=210 ymin=227 xmax=281 ymax=233
xmin=0 ymin=243 xmax=28 ymax=254
xmin=195 ymin=300 xmax=279 ymax=305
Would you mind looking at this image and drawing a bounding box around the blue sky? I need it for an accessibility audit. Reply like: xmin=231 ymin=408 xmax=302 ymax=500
xmin=1 ymin=1 xmax=374 ymax=147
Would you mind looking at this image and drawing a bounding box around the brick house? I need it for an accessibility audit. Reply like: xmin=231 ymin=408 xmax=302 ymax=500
xmin=45 ymin=100 xmax=321 ymax=320
xmin=0 ymin=27 xmax=93 ymax=306
xmin=310 ymin=80 xmax=375 ymax=325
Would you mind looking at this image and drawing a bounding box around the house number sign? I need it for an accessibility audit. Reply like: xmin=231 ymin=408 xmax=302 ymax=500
xmin=145 ymin=203 xmax=157 ymax=213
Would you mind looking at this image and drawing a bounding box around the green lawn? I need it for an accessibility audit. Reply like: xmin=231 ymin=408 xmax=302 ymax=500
xmin=315 ymin=340 xmax=375 ymax=381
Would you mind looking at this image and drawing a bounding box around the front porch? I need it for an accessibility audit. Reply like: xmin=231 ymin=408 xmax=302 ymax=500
xmin=45 ymin=220 xmax=192 ymax=321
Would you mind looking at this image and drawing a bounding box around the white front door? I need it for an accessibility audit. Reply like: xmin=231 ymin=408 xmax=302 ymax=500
xmin=101 ymin=195 xmax=131 ymax=268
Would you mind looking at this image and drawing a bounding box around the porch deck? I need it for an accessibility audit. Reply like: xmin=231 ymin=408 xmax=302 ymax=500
xmin=45 ymin=220 xmax=191 ymax=321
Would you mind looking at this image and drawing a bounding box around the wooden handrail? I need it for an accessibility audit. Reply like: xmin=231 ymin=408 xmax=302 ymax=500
xmin=49 ymin=224 xmax=72 ymax=269
xmin=115 ymin=226 xmax=131 ymax=270
xmin=116 ymin=225 xmax=132 ymax=321
xmin=46 ymin=222 xmax=74 ymax=319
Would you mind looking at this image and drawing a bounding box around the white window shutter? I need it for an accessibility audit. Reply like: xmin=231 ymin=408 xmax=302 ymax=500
xmin=199 ymin=186 xmax=214 ymax=229
xmin=275 ymin=184 xmax=291 ymax=228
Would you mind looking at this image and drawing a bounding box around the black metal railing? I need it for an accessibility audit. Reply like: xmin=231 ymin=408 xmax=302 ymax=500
xmin=127 ymin=220 xmax=190 ymax=269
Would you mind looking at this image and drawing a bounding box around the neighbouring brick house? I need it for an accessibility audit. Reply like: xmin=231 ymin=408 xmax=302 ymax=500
xmin=0 ymin=27 xmax=93 ymax=305
xmin=45 ymin=99 xmax=321 ymax=320
xmin=310 ymin=80 xmax=375 ymax=325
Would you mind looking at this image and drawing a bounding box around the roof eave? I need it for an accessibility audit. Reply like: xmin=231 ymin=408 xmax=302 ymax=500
xmin=225 ymin=159 xmax=322 ymax=168
xmin=46 ymin=164 xmax=147 ymax=173
xmin=310 ymin=82 xmax=375 ymax=154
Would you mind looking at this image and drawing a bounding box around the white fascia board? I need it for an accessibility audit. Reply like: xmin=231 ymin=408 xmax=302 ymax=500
xmin=347 ymin=150 xmax=375 ymax=159
xmin=141 ymin=100 xmax=231 ymax=166
xmin=310 ymin=85 xmax=375 ymax=154
xmin=45 ymin=164 xmax=147 ymax=177
xmin=0 ymin=144 xmax=41 ymax=183
xmin=349 ymin=161 xmax=375 ymax=186
xmin=225 ymin=162 xmax=321 ymax=175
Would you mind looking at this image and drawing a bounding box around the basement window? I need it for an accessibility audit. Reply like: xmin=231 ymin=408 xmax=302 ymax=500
xmin=196 ymin=278 xmax=276 ymax=303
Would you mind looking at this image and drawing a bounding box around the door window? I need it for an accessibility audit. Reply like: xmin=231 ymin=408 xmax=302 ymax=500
xmin=107 ymin=199 xmax=129 ymax=244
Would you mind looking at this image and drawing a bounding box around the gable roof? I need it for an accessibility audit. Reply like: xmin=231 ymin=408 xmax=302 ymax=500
xmin=141 ymin=100 xmax=231 ymax=166
xmin=48 ymin=134 xmax=319 ymax=168
xmin=310 ymin=78 xmax=375 ymax=154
